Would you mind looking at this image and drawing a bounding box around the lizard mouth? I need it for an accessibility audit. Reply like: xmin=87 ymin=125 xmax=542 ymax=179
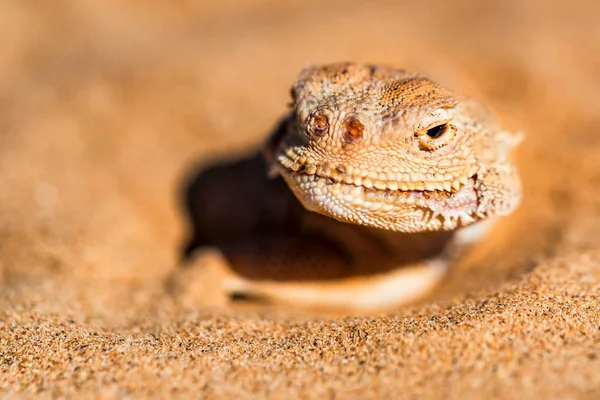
xmin=276 ymin=152 xmax=478 ymax=193
xmin=278 ymin=166 xmax=485 ymax=232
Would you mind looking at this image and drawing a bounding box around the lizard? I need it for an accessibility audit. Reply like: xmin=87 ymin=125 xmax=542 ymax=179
xmin=177 ymin=62 xmax=522 ymax=312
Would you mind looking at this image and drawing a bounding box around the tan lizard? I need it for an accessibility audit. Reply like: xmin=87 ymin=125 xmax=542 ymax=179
xmin=177 ymin=62 xmax=522 ymax=312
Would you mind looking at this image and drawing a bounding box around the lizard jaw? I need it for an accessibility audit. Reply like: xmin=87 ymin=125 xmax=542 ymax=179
xmin=279 ymin=168 xmax=487 ymax=233
xmin=276 ymin=151 xmax=478 ymax=193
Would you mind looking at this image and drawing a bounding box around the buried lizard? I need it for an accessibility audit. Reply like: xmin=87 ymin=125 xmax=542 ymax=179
xmin=177 ymin=62 xmax=522 ymax=312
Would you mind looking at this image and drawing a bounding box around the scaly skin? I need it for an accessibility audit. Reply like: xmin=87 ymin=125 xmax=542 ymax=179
xmin=178 ymin=62 xmax=522 ymax=312
xmin=269 ymin=63 xmax=521 ymax=233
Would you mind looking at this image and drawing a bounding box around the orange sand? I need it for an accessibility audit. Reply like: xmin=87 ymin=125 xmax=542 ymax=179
xmin=1 ymin=1 xmax=599 ymax=398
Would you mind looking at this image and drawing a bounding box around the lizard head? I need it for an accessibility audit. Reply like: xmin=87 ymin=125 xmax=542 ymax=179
xmin=267 ymin=63 xmax=522 ymax=232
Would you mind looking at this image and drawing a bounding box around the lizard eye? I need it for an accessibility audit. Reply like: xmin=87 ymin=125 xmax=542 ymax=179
xmin=426 ymin=124 xmax=447 ymax=139
xmin=309 ymin=114 xmax=329 ymax=137
xmin=418 ymin=123 xmax=456 ymax=151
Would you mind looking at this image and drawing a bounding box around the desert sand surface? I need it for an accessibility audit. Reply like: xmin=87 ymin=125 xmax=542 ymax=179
xmin=1 ymin=0 xmax=599 ymax=398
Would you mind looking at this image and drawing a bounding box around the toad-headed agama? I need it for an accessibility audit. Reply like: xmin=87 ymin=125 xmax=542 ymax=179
xmin=180 ymin=63 xmax=522 ymax=312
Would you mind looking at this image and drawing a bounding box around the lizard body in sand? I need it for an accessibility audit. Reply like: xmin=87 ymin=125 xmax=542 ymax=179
xmin=179 ymin=62 xmax=522 ymax=312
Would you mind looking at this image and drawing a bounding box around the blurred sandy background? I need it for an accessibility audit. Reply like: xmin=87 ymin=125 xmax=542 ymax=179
xmin=0 ymin=0 xmax=599 ymax=398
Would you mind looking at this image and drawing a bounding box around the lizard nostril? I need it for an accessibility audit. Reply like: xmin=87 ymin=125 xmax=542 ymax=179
xmin=310 ymin=114 xmax=329 ymax=137
xmin=343 ymin=117 xmax=365 ymax=144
